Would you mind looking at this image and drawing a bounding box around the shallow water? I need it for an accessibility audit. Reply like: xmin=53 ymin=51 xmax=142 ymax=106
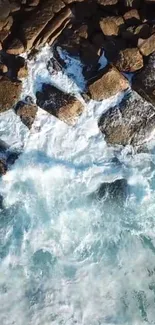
xmin=1 ymin=46 xmax=155 ymax=325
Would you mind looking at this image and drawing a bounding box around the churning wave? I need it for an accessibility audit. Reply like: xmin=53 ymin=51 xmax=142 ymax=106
xmin=0 ymin=45 xmax=155 ymax=325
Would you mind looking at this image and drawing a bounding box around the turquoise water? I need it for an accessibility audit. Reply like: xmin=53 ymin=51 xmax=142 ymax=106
xmin=0 ymin=46 xmax=155 ymax=325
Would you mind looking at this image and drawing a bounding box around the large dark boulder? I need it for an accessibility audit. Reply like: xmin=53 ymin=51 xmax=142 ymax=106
xmin=36 ymin=83 xmax=84 ymax=125
xmin=132 ymin=52 xmax=155 ymax=106
xmin=98 ymin=91 xmax=155 ymax=147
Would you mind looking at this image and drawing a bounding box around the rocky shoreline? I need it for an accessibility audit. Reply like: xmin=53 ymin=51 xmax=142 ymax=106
xmin=1 ymin=0 xmax=155 ymax=175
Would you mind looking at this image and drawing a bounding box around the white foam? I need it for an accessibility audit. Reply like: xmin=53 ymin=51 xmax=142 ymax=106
xmin=0 ymin=45 xmax=155 ymax=325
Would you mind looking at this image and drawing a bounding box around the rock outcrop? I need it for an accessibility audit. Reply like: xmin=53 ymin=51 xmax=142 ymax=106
xmin=132 ymin=52 xmax=155 ymax=105
xmin=98 ymin=91 xmax=155 ymax=147
xmin=88 ymin=65 xmax=129 ymax=101
xmin=0 ymin=77 xmax=22 ymax=111
xmin=15 ymin=101 xmax=38 ymax=129
xmin=36 ymin=83 xmax=84 ymax=125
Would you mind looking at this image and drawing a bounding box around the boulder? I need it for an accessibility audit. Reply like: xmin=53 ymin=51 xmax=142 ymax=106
xmin=88 ymin=65 xmax=129 ymax=101
xmin=98 ymin=91 xmax=155 ymax=147
xmin=97 ymin=178 xmax=128 ymax=202
xmin=35 ymin=7 xmax=72 ymax=47
xmin=138 ymin=34 xmax=155 ymax=56
xmin=115 ymin=48 xmax=143 ymax=72
xmin=100 ymin=16 xmax=124 ymax=36
xmin=14 ymin=101 xmax=38 ymax=129
xmin=6 ymin=38 xmax=24 ymax=55
xmin=0 ymin=77 xmax=22 ymax=111
xmin=123 ymin=9 xmax=140 ymax=25
xmin=0 ymin=0 xmax=10 ymax=20
xmin=0 ymin=159 xmax=7 ymax=176
xmin=22 ymin=0 xmax=65 ymax=51
xmin=132 ymin=52 xmax=155 ymax=105
xmin=36 ymin=84 xmax=84 ymax=125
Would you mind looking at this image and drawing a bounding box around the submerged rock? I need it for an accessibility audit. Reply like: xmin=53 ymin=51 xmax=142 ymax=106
xmin=36 ymin=84 xmax=84 ymax=125
xmin=97 ymin=178 xmax=128 ymax=203
xmin=98 ymin=91 xmax=155 ymax=147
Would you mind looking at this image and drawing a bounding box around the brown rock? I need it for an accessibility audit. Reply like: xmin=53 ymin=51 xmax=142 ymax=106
xmin=115 ymin=48 xmax=143 ymax=72
xmin=2 ymin=15 xmax=13 ymax=31
xmin=98 ymin=91 xmax=155 ymax=147
xmin=0 ymin=0 xmax=10 ymax=20
xmin=0 ymin=159 xmax=7 ymax=176
xmin=0 ymin=63 xmax=8 ymax=73
xmin=97 ymin=0 xmax=118 ymax=5
xmin=100 ymin=16 xmax=124 ymax=36
xmin=123 ymin=9 xmax=140 ymax=23
xmin=28 ymin=0 xmax=40 ymax=6
xmin=74 ymin=24 xmax=88 ymax=39
xmin=0 ymin=30 xmax=10 ymax=42
xmin=0 ymin=77 xmax=22 ymax=112
xmin=18 ymin=64 xmax=28 ymax=79
xmin=6 ymin=38 xmax=24 ymax=55
xmin=22 ymin=0 xmax=65 ymax=51
xmin=36 ymin=7 xmax=72 ymax=47
xmin=9 ymin=0 xmax=21 ymax=12
xmin=88 ymin=65 xmax=129 ymax=101
xmin=36 ymin=84 xmax=84 ymax=125
xmin=15 ymin=102 xmax=38 ymax=129
xmin=138 ymin=34 xmax=155 ymax=56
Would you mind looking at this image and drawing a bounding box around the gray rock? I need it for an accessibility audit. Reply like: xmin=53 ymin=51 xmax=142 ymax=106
xmin=98 ymin=91 xmax=155 ymax=147
xmin=132 ymin=52 xmax=155 ymax=106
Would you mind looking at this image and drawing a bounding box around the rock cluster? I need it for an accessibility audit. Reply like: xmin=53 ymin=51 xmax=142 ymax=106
xmin=0 ymin=0 xmax=155 ymax=158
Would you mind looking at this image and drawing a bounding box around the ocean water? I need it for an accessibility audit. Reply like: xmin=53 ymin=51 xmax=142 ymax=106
xmin=0 ymin=46 xmax=155 ymax=325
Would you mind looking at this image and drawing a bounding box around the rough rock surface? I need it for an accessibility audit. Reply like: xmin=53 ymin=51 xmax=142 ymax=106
xmin=132 ymin=52 xmax=155 ymax=105
xmin=15 ymin=101 xmax=38 ymax=129
xmin=98 ymin=91 xmax=155 ymax=147
xmin=88 ymin=65 xmax=129 ymax=101
xmin=36 ymin=84 xmax=84 ymax=125
xmin=0 ymin=159 xmax=7 ymax=176
xmin=138 ymin=34 xmax=155 ymax=56
xmin=115 ymin=48 xmax=143 ymax=72
xmin=0 ymin=77 xmax=22 ymax=111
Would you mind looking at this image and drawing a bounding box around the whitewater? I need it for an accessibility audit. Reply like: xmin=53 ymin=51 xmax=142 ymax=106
xmin=1 ymin=45 xmax=155 ymax=325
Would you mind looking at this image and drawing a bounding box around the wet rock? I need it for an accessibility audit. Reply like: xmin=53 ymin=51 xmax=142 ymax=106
xmin=6 ymin=38 xmax=25 ymax=55
xmin=115 ymin=48 xmax=143 ymax=72
xmin=6 ymin=151 xmax=20 ymax=165
xmin=88 ymin=65 xmax=129 ymax=101
xmin=97 ymin=178 xmax=128 ymax=202
xmin=14 ymin=101 xmax=38 ymax=129
xmin=0 ymin=159 xmax=7 ymax=176
xmin=98 ymin=91 xmax=155 ymax=147
xmin=100 ymin=16 xmax=124 ymax=36
xmin=138 ymin=34 xmax=155 ymax=56
xmin=0 ymin=63 xmax=8 ymax=74
xmin=132 ymin=52 xmax=155 ymax=105
xmin=36 ymin=84 xmax=84 ymax=125
xmin=0 ymin=77 xmax=22 ymax=111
